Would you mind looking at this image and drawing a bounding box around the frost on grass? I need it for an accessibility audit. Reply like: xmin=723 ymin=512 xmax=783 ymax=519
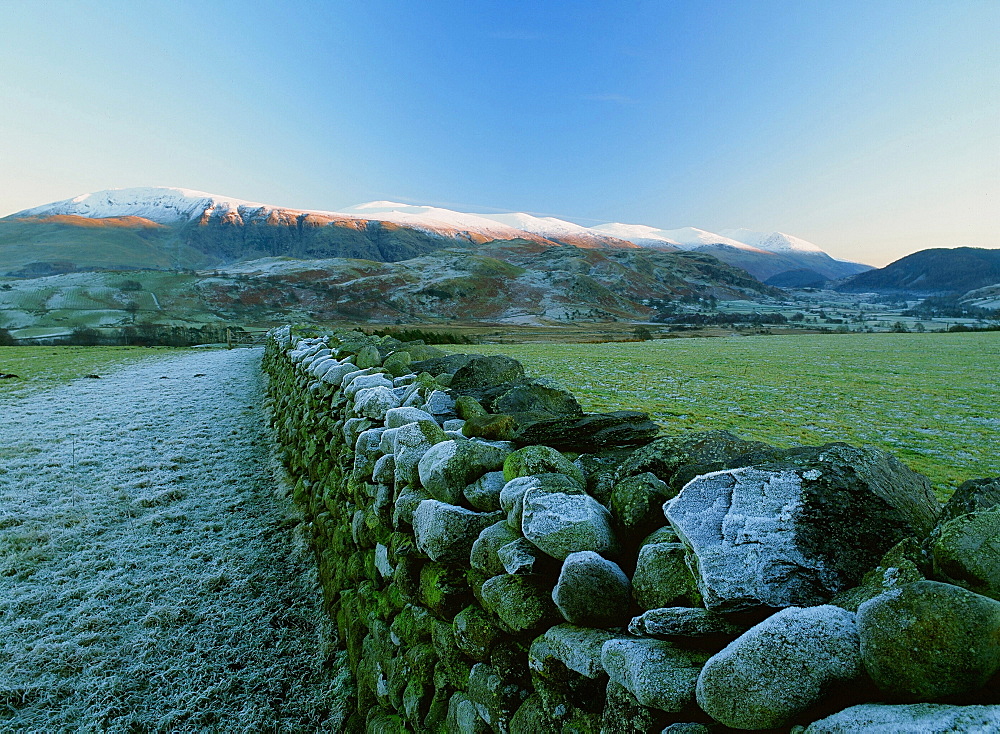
xmin=0 ymin=349 xmax=350 ymax=732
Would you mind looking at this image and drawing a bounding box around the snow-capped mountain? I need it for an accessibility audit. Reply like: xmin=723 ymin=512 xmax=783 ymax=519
xmin=4 ymin=186 xmax=871 ymax=281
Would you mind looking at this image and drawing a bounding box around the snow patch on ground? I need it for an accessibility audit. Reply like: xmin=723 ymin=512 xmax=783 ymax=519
xmin=0 ymin=349 xmax=349 ymax=731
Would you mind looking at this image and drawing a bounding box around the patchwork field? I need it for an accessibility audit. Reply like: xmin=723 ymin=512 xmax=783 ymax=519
xmin=463 ymin=332 xmax=1000 ymax=499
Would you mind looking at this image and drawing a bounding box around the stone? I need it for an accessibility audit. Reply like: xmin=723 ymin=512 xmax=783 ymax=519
xmin=456 ymin=395 xmax=488 ymax=419
xmin=498 ymin=537 xmax=545 ymax=575
xmin=486 ymin=381 xmax=583 ymax=420
xmin=512 ymin=411 xmax=660 ymax=452
xmin=500 ymin=473 xmax=585 ymax=530
xmin=510 ymin=695 xmax=560 ymax=734
xmin=830 ymin=537 xmax=928 ymax=612
xmin=522 ymin=489 xmax=616 ymax=561
xmin=424 ymin=389 xmax=457 ymax=418
xmin=379 ymin=427 xmax=400 ymax=454
xmin=384 ymin=406 xmax=437 ymax=428
xmin=631 ymin=542 xmax=700 ymax=611
xmin=419 ymin=562 xmax=472 ymax=619
xmin=552 ymin=551 xmax=631 ymax=627
xmin=354 ymin=386 xmax=401 ymax=421
xmin=601 ymin=638 xmax=708 ymax=713
xmin=465 ymin=471 xmax=507 ymax=512
xmin=382 ymin=350 xmax=412 ymax=377
xmin=354 ymin=344 xmax=382 ymax=369
xmin=575 ymin=449 xmax=635 ymax=506
xmin=393 ymin=420 xmax=447 ymax=487
xmin=412 ymin=500 xmax=504 ymax=564
xmin=543 ymin=624 xmax=619 ymax=678
xmin=615 ymin=430 xmax=778 ymax=489
xmin=451 ymin=355 xmax=525 ymax=390
xmin=696 ymin=605 xmax=862 ymax=730
xmin=454 ymin=605 xmax=503 ymax=661
xmin=609 ymin=472 xmax=674 ymax=536
xmin=857 ymin=580 xmax=1000 ymax=699
xmin=931 ymin=509 xmax=1000 ymax=600
xmin=666 ymin=443 xmax=942 ymax=612
xmin=353 ymin=427 xmax=387 ymax=480
xmin=462 ymin=413 xmax=518 ymax=442
xmin=373 ymin=454 xmax=395 ymax=486
xmin=804 ymin=703 xmax=1000 ymax=733
xmin=320 ymin=360 xmax=358 ymax=386
xmin=937 ymin=476 xmax=1000 ymax=525
xmin=344 ymin=370 xmax=392 ymax=399
xmin=392 ymin=485 xmax=432 ymax=528
xmin=417 ymin=440 xmax=509 ymax=505
xmin=504 ymin=445 xmax=586 ymax=487
xmin=602 ymin=681 xmax=673 ymax=734
xmin=480 ymin=574 xmax=559 ymax=633
xmin=628 ymin=607 xmax=744 ymax=640
xmin=444 ymin=418 xmax=466 ymax=432
xmin=446 ymin=692 xmax=491 ymax=733
xmin=343 ymin=417 xmax=373 ymax=450
xmin=470 ymin=521 xmax=521 ymax=577
xmin=467 ymin=662 xmax=529 ymax=733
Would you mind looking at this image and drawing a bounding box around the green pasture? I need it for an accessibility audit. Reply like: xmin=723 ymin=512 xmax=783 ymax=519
xmin=0 ymin=346 xmax=190 ymax=397
xmin=465 ymin=332 xmax=1000 ymax=499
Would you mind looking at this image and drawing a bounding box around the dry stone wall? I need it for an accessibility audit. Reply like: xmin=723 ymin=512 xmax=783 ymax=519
xmin=263 ymin=325 xmax=1000 ymax=732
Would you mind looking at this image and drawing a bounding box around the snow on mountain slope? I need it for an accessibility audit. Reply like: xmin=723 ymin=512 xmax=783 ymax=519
xmin=13 ymin=187 xmax=271 ymax=224
xmin=338 ymin=201 xmax=529 ymax=239
xmin=719 ymin=228 xmax=825 ymax=254
xmin=591 ymin=223 xmax=762 ymax=252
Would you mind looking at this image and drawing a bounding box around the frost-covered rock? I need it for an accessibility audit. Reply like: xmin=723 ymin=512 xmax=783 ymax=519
xmin=470 ymin=521 xmax=521 ymax=577
xmin=384 ymin=406 xmax=437 ymax=429
xmin=320 ymin=360 xmax=357 ymax=386
xmin=804 ymin=703 xmax=1000 ymax=733
xmin=552 ymin=551 xmax=631 ymax=627
xmin=601 ymin=638 xmax=708 ymax=712
xmin=543 ymin=624 xmax=620 ymax=678
xmin=354 ymin=386 xmax=401 ymax=421
xmin=628 ymin=607 xmax=744 ymax=640
xmin=412 ymin=500 xmax=504 ymax=564
xmin=353 ymin=427 xmax=387 ymax=480
xmin=497 ymin=537 xmax=543 ymax=575
xmin=609 ymin=472 xmax=674 ymax=535
xmin=444 ymin=418 xmax=466 ymax=432
xmin=424 ymin=389 xmax=457 ymax=418
xmin=340 ymin=366 xmax=381 ymax=392
xmin=857 ymin=580 xmax=1000 ymax=699
xmin=696 ymin=605 xmax=862 ymax=729
xmin=394 ymin=420 xmax=448 ymax=487
xmin=343 ymin=417 xmax=373 ymax=450
xmin=500 ymin=473 xmax=585 ymax=530
xmin=665 ymin=444 xmax=940 ymax=612
xmin=465 ymin=471 xmax=507 ymax=512
xmin=417 ymin=440 xmax=509 ymax=505
xmin=373 ymin=453 xmax=395 ymax=486
xmin=522 ymin=489 xmax=616 ymax=561
xmin=345 ymin=372 xmax=393 ymax=400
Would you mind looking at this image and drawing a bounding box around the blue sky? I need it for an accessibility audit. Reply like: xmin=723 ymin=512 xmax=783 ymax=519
xmin=1 ymin=0 xmax=997 ymax=265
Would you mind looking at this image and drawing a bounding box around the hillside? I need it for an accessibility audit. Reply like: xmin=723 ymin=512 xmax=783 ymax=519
xmin=3 ymin=188 xmax=869 ymax=287
xmin=836 ymin=247 xmax=1000 ymax=296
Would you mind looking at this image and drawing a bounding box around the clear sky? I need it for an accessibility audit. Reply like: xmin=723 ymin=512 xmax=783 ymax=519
xmin=1 ymin=0 xmax=997 ymax=266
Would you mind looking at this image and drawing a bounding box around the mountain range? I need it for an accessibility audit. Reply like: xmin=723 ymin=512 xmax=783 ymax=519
xmin=2 ymin=187 xmax=870 ymax=283
xmin=835 ymin=247 xmax=1000 ymax=297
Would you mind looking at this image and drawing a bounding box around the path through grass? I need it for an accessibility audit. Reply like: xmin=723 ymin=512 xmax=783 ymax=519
xmin=465 ymin=332 xmax=1000 ymax=499
xmin=0 ymin=348 xmax=348 ymax=731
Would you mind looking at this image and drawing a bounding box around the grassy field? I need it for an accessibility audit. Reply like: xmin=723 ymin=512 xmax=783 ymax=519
xmin=0 ymin=346 xmax=192 ymax=396
xmin=462 ymin=332 xmax=1000 ymax=500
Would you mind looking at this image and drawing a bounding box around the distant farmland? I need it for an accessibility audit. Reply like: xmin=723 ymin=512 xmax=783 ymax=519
xmin=464 ymin=332 xmax=1000 ymax=499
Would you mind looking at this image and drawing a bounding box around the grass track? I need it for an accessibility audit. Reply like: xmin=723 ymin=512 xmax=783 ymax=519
xmin=465 ymin=332 xmax=1000 ymax=499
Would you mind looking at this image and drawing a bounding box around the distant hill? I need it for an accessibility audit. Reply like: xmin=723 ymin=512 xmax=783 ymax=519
xmin=835 ymin=247 xmax=1000 ymax=296
xmin=3 ymin=187 xmax=869 ymax=288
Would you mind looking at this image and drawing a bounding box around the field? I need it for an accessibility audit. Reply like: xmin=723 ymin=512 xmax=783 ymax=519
xmin=0 ymin=346 xmax=190 ymax=396
xmin=463 ymin=332 xmax=1000 ymax=500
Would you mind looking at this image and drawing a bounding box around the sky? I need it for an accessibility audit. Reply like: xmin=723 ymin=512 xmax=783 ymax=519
xmin=0 ymin=0 xmax=997 ymax=266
